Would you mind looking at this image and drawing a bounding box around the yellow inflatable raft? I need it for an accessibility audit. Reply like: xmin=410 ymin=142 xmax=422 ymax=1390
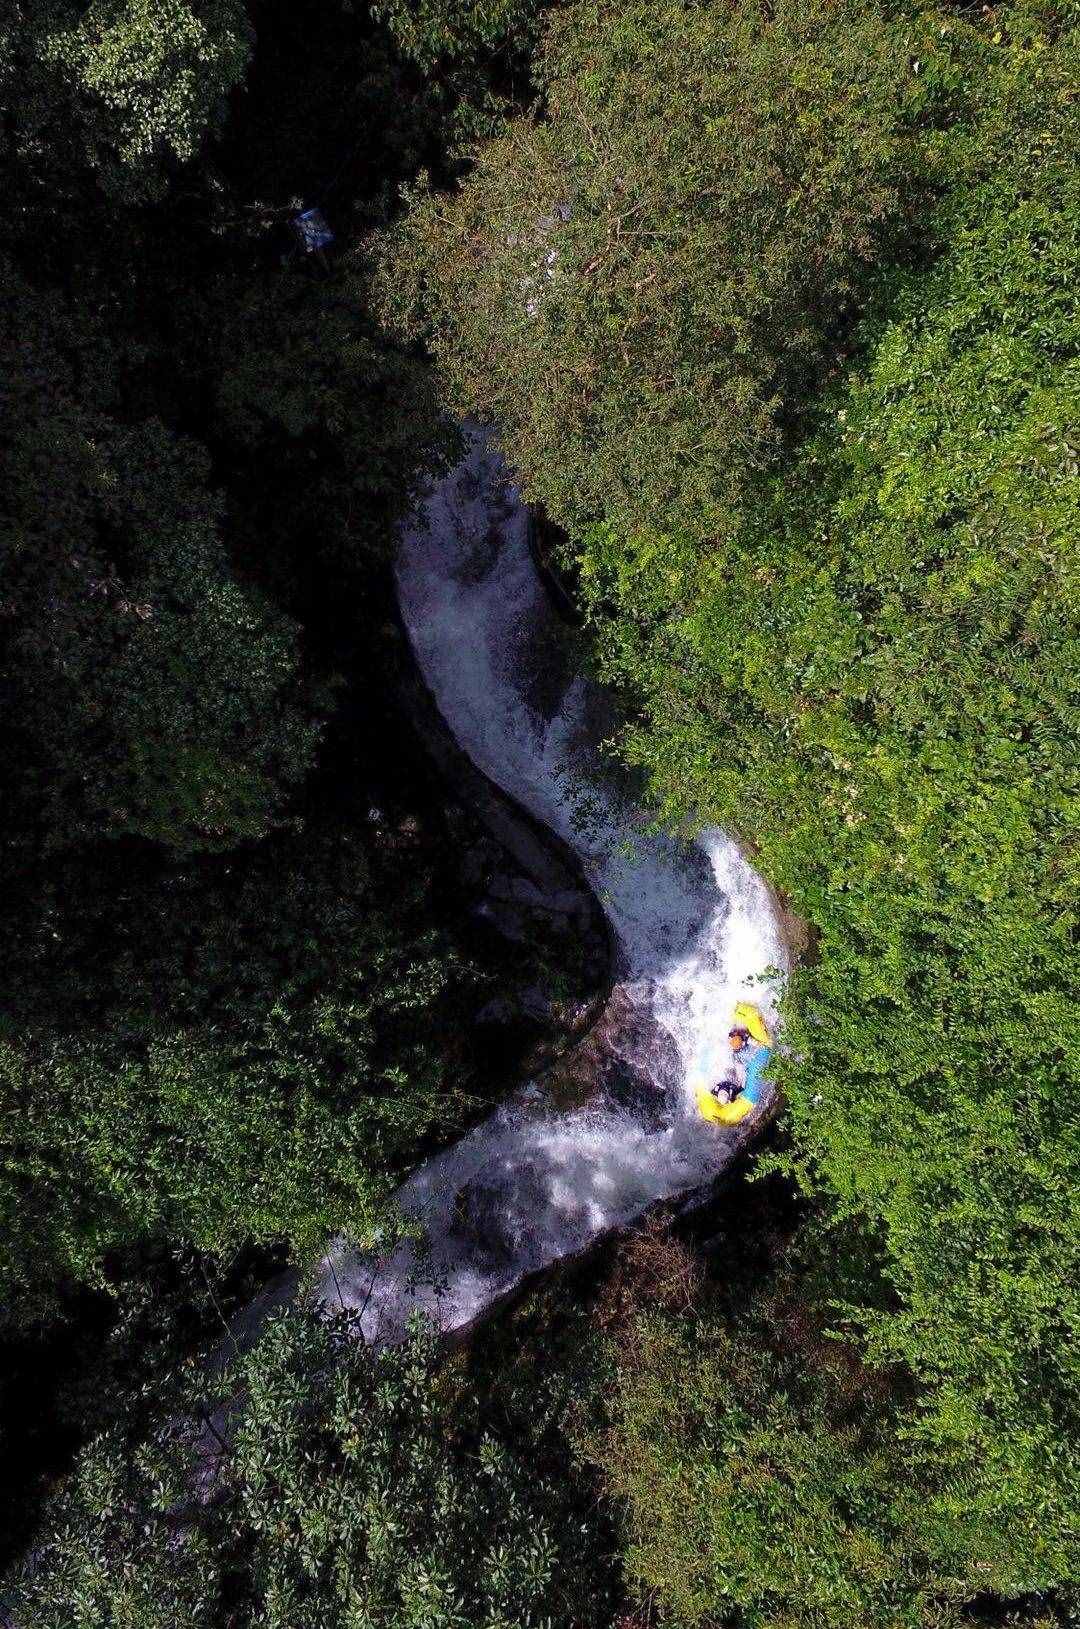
xmin=733 ymin=1001 xmax=771 ymax=1045
xmin=695 ymin=1003 xmax=772 ymax=1123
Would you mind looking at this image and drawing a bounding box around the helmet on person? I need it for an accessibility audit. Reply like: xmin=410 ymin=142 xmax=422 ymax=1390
xmin=728 ymin=1027 xmax=750 ymax=1052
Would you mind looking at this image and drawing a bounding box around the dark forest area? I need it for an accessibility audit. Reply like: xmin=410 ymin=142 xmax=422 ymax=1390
xmin=1 ymin=0 xmax=1077 ymax=1625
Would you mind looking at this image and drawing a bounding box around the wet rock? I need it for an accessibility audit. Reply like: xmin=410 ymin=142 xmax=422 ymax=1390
xmin=474 ymin=896 xmax=532 ymax=944
xmin=453 ymin=1170 xmax=545 ymax=1269
xmin=519 ymin=984 xmax=555 ymax=1023
xmin=486 ymin=873 xmax=549 ymax=908
xmin=601 ymin=1058 xmax=672 ymax=1133
xmin=475 ymin=996 xmax=516 ymax=1025
xmin=457 ymin=841 xmax=494 ymax=889
xmin=589 ymin=987 xmax=683 ymax=1132
xmin=476 ymin=984 xmax=564 ymax=1032
xmin=454 ymin=519 xmax=502 ymax=586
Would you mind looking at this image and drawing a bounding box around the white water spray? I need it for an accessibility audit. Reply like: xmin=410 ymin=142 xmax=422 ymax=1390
xmin=317 ymin=429 xmax=785 ymax=1340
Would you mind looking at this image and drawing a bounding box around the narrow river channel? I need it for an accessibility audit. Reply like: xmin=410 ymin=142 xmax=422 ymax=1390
xmin=314 ymin=428 xmax=786 ymax=1342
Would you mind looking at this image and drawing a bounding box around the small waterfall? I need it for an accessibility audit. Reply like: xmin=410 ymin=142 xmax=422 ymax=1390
xmin=316 ymin=429 xmax=785 ymax=1341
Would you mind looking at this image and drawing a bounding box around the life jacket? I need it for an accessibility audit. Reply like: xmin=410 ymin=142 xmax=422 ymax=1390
xmin=742 ymin=1044 xmax=772 ymax=1106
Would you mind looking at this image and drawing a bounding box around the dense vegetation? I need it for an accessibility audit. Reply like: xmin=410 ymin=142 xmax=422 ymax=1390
xmin=14 ymin=1306 xmax=615 ymax=1628
xmin=1 ymin=0 xmax=1077 ymax=1624
xmin=386 ymin=0 xmax=932 ymax=536
xmin=0 ymin=0 xmax=567 ymax=1519
xmin=382 ymin=0 xmax=1080 ymax=1615
xmin=0 ymin=0 xmax=515 ymax=1323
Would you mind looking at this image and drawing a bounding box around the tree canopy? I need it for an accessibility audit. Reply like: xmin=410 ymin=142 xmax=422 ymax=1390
xmin=381 ymin=0 xmax=933 ymax=537
xmin=0 ymin=0 xmax=1077 ymax=1622
xmin=2 ymin=0 xmax=252 ymax=201
xmin=0 ymin=0 xmax=552 ymax=1332
xmin=583 ymin=1220 xmax=1073 ymax=1628
xmin=11 ymin=1307 xmax=615 ymax=1628
xmin=580 ymin=16 xmax=1080 ymax=1559
xmin=1 ymin=266 xmax=322 ymax=853
xmin=383 ymin=0 xmax=1080 ymax=1604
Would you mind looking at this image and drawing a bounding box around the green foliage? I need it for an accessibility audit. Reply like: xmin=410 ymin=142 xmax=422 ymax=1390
xmin=374 ymin=0 xmax=547 ymax=70
xmin=3 ymin=0 xmax=1077 ymax=1619
xmin=566 ymin=11 xmax=1080 ymax=1590
xmin=3 ymin=0 xmax=252 ymax=198
xmin=371 ymin=0 xmax=553 ymax=147
xmin=0 ymin=817 xmax=484 ymax=1316
xmin=9 ymin=1307 xmax=614 ymax=1627
xmin=584 ymin=1271 xmax=1068 ymax=1629
xmin=0 ymin=264 xmax=322 ymax=852
xmin=0 ymin=0 xmax=499 ymax=1330
xmin=0 ymin=0 xmax=587 ymax=1384
xmin=380 ymin=0 xmax=932 ymax=539
xmin=384 ymin=0 xmax=1080 ymax=1603
xmin=44 ymin=0 xmax=251 ymax=164
xmin=212 ymin=274 xmax=457 ymax=584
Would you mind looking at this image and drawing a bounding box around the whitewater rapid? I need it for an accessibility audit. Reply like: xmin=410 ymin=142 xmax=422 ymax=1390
xmin=312 ymin=430 xmax=785 ymax=1340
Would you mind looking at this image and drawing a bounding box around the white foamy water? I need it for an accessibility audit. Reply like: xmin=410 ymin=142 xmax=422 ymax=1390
xmin=317 ymin=429 xmax=785 ymax=1340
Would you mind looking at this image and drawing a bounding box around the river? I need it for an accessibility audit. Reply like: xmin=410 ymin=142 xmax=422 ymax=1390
xmin=314 ymin=428 xmax=786 ymax=1342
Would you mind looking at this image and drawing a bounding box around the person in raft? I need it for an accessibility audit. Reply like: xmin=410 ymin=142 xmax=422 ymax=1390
xmin=696 ymin=1002 xmax=773 ymax=1124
